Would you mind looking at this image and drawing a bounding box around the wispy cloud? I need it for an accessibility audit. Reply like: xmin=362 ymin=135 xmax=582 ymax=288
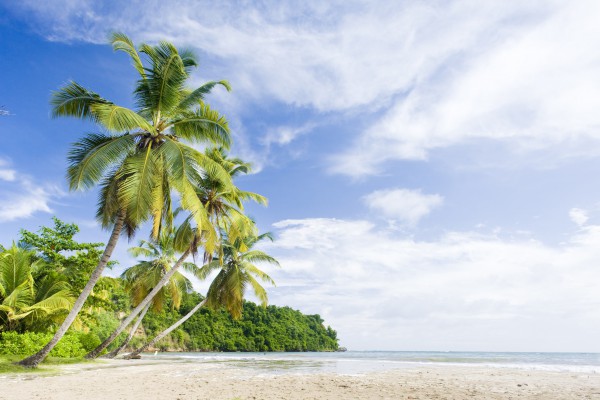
xmin=266 ymin=217 xmax=600 ymax=351
xmin=6 ymin=1 xmax=600 ymax=176
xmin=0 ymin=159 xmax=64 ymax=222
xmin=262 ymin=122 xmax=317 ymax=147
xmin=0 ymin=158 xmax=17 ymax=181
xmin=363 ymin=188 xmax=443 ymax=226
xmin=330 ymin=1 xmax=600 ymax=175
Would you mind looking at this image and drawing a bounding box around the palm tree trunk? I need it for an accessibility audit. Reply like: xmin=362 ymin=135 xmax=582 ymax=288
xmin=126 ymin=298 xmax=207 ymax=359
xmin=85 ymin=247 xmax=192 ymax=359
xmin=103 ymin=301 xmax=151 ymax=359
xmin=17 ymin=211 xmax=126 ymax=368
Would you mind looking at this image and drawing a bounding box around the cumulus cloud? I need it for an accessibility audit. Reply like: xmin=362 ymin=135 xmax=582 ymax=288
xmin=265 ymin=218 xmax=600 ymax=351
xmin=0 ymin=160 xmax=63 ymax=222
xmin=363 ymin=188 xmax=443 ymax=225
xmin=569 ymin=208 xmax=589 ymax=227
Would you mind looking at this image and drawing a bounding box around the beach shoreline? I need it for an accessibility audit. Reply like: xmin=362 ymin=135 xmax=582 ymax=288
xmin=2 ymin=359 xmax=599 ymax=400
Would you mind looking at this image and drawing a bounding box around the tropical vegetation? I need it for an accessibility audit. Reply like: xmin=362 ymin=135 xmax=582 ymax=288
xmin=0 ymin=220 xmax=338 ymax=359
xmin=0 ymin=34 xmax=338 ymax=368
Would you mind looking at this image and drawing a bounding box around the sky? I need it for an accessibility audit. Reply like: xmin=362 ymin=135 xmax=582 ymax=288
xmin=1 ymin=0 xmax=600 ymax=352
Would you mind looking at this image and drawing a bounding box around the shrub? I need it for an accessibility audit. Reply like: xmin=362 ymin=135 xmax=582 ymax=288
xmin=75 ymin=332 xmax=101 ymax=353
xmin=0 ymin=331 xmax=86 ymax=358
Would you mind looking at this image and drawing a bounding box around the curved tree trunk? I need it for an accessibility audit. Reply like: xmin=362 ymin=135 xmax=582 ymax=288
xmin=126 ymin=298 xmax=207 ymax=359
xmin=85 ymin=247 xmax=192 ymax=359
xmin=18 ymin=212 xmax=126 ymax=368
xmin=103 ymin=301 xmax=151 ymax=359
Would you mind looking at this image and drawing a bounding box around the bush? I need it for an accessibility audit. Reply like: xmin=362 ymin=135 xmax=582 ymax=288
xmin=47 ymin=334 xmax=85 ymax=358
xmin=75 ymin=332 xmax=101 ymax=353
xmin=0 ymin=331 xmax=86 ymax=358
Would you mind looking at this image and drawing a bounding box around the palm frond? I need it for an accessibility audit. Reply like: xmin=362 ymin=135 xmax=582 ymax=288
xmin=24 ymin=289 xmax=74 ymax=313
xmin=51 ymin=81 xmax=110 ymax=121
xmin=174 ymin=216 xmax=194 ymax=253
xmin=170 ymin=103 xmax=231 ymax=148
xmin=117 ymin=146 xmax=159 ymax=225
xmin=137 ymin=41 xmax=188 ymax=117
xmin=241 ymin=262 xmax=276 ymax=285
xmin=95 ymin=166 xmax=124 ymax=228
xmin=110 ymin=32 xmax=146 ymax=78
xmin=246 ymin=274 xmax=268 ymax=307
xmin=177 ymin=80 xmax=231 ymax=110
xmin=68 ymin=133 xmax=134 ymax=190
xmin=242 ymin=251 xmax=280 ymax=268
xmin=2 ymin=281 xmax=34 ymax=311
xmin=194 ymin=260 xmax=222 ymax=281
xmin=89 ymin=103 xmax=154 ymax=133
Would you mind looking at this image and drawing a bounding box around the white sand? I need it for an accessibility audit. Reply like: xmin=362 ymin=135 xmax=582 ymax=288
xmin=2 ymin=359 xmax=599 ymax=399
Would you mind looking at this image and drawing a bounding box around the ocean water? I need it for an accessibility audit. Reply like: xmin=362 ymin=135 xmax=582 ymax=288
xmin=147 ymin=351 xmax=600 ymax=375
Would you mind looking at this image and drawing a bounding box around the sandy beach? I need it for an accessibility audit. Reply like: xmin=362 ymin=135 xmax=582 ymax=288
xmin=2 ymin=359 xmax=599 ymax=400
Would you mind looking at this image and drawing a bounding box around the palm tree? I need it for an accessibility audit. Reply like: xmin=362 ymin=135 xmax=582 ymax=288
xmin=18 ymin=33 xmax=232 ymax=367
xmin=85 ymin=150 xmax=264 ymax=359
xmin=189 ymin=147 xmax=267 ymax=257
xmin=126 ymin=232 xmax=278 ymax=358
xmin=0 ymin=245 xmax=74 ymax=332
xmin=103 ymin=232 xmax=194 ymax=358
xmin=84 ymin=228 xmax=195 ymax=359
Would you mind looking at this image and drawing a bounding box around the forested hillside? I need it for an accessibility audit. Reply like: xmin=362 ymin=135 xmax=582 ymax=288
xmin=137 ymin=295 xmax=338 ymax=352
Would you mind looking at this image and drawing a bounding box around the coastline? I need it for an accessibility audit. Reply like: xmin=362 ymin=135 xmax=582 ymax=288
xmin=2 ymin=358 xmax=599 ymax=400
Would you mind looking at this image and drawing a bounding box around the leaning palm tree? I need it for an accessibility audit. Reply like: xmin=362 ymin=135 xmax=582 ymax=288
xmin=126 ymin=232 xmax=278 ymax=358
xmin=18 ymin=33 xmax=232 ymax=367
xmin=190 ymin=147 xmax=267 ymax=258
xmin=103 ymin=232 xmax=195 ymax=358
xmin=0 ymin=245 xmax=74 ymax=332
xmin=84 ymin=222 xmax=200 ymax=358
xmin=85 ymin=150 xmax=264 ymax=359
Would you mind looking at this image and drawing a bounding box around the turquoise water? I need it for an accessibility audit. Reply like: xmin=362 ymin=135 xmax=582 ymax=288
xmin=148 ymin=351 xmax=600 ymax=375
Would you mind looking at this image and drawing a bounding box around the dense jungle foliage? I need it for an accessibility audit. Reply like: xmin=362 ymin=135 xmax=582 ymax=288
xmin=0 ymin=219 xmax=338 ymax=357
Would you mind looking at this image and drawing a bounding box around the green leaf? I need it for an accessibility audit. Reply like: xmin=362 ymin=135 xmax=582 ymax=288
xmin=51 ymin=81 xmax=110 ymax=121
xmin=110 ymin=32 xmax=146 ymax=78
xmin=170 ymin=103 xmax=231 ymax=148
xmin=89 ymin=103 xmax=154 ymax=133
xmin=177 ymin=80 xmax=231 ymax=110
xmin=117 ymin=145 xmax=159 ymax=225
xmin=67 ymin=133 xmax=134 ymax=190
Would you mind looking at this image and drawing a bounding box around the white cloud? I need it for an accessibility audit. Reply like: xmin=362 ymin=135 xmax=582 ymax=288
xmin=0 ymin=170 xmax=16 ymax=181
xmin=569 ymin=208 xmax=589 ymax=227
xmin=265 ymin=218 xmax=600 ymax=351
xmin=0 ymin=158 xmax=16 ymax=181
xmin=262 ymin=122 xmax=316 ymax=147
xmin=7 ymin=1 xmax=600 ymax=174
xmin=363 ymin=188 xmax=443 ymax=225
xmin=331 ymin=1 xmax=600 ymax=175
xmin=0 ymin=160 xmax=63 ymax=222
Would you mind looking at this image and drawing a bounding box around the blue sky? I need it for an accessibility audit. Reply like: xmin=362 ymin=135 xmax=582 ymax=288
xmin=1 ymin=1 xmax=600 ymax=352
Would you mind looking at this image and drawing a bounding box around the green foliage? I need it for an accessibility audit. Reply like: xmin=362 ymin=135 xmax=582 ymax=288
xmin=1 ymin=214 xmax=338 ymax=358
xmin=12 ymin=219 xmax=126 ymax=332
xmin=19 ymin=217 xmax=104 ymax=265
xmin=201 ymin=231 xmax=278 ymax=319
xmin=19 ymin=217 xmax=108 ymax=295
xmin=0 ymin=245 xmax=74 ymax=333
xmin=144 ymin=294 xmax=338 ymax=352
xmin=0 ymin=332 xmax=85 ymax=358
xmin=56 ymin=33 xmax=233 ymax=241
xmin=84 ymin=311 xmax=128 ymax=352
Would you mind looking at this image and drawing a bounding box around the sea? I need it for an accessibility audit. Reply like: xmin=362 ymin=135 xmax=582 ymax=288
xmin=148 ymin=351 xmax=600 ymax=375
